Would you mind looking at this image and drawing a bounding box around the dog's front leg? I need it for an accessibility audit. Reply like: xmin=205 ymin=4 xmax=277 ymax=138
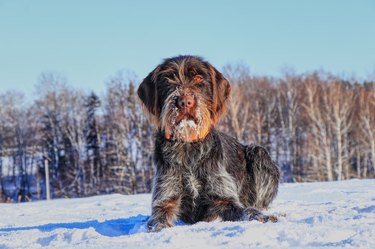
xmin=202 ymin=197 xmax=246 ymax=222
xmin=147 ymin=169 xmax=183 ymax=232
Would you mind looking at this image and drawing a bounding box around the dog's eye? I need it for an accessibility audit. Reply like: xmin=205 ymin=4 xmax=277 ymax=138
xmin=192 ymin=75 xmax=204 ymax=84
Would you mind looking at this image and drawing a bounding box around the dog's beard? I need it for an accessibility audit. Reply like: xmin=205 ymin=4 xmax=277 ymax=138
xmin=160 ymin=91 xmax=211 ymax=142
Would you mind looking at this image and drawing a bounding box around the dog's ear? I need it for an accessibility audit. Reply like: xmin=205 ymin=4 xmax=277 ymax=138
xmin=208 ymin=65 xmax=231 ymax=123
xmin=137 ymin=67 xmax=160 ymax=122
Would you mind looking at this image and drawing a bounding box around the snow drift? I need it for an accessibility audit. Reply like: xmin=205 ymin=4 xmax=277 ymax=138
xmin=0 ymin=179 xmax=374 ymax=249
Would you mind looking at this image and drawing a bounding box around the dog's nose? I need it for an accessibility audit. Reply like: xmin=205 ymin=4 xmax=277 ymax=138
xmin=177 ymin=95 xmax=195 ymax=109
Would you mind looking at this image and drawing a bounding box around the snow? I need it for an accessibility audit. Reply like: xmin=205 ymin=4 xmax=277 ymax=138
xmin=175 ymin=119 xmax=198 ymax=137
xmin=1 ymin=179 xmax=374 ymax=249
xmin=177 ymin=119 xmax=197 ymax=130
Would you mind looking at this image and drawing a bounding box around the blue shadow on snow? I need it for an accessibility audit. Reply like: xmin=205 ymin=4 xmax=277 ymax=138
xmin=0 ymin=214 xmax=150 ymax=237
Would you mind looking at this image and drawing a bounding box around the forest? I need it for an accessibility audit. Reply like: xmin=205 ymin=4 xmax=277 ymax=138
xmin=0 ymin=65 xmax=374 ymax=202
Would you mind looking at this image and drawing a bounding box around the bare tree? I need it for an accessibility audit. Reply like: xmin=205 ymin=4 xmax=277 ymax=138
xmin=303 ymin=74 xmax=334 ymax=181
xmin=276 ymin=73 xmax=303 ymax=181
xmin=356 ymin=83 xmax=375 ymax=177
xmin=0 ymin=91 xmax=38 ymax=201
xmin=102 ymin=72 xmax=135 ymax=194
xmin=221 ymin=64 xmax=252 ymax=141
xmin=325 ymin=80 xmax=354 ymax=180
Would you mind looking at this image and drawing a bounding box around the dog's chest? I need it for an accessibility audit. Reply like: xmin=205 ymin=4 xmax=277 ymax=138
xmin=182 ymin=168 xmax=203 ymax=200
xmin=164 ymin=141 xmax=211 ymax=197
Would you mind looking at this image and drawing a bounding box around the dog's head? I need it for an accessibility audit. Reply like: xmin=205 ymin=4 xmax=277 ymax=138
xmin=137 ymin=55 xmax=231 ymax=142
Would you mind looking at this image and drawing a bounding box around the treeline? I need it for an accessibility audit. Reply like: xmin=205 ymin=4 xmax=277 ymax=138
xmin=0 ymin=66 xmax=374 ymax=202
xmin=0 ymin=72 xmax=154 ymax=202
xmin=219 ymin=65 xmax=375 ymax=182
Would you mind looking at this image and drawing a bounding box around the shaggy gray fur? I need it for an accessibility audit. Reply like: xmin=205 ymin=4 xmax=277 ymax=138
xmin=147 ymin=129 xmax=280 ymax=231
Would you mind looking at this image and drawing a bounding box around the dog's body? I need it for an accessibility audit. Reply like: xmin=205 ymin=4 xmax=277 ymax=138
xmin=137 ymin=55 xmax=279 ymax=231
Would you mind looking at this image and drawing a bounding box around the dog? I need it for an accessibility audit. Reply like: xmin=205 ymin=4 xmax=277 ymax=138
xmin=137 ymin=55 xmax=280 ymax=232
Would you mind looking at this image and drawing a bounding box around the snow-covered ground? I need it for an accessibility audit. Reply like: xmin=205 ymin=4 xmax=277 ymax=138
xmin=0 ymin=179 xmax=374 ymax=249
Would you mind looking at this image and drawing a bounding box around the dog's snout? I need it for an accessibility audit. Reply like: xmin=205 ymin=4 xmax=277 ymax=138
xmin=177 ymin=95 xmax=195 ymax=109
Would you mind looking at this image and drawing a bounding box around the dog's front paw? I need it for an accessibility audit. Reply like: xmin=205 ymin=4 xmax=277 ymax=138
xmin=147 ymin=219 xmax=169 ymax=232
xmin=250 ymin=213 xmax=278 ymax=223
xmin=245 ymin=208 xmax=278 ymax=223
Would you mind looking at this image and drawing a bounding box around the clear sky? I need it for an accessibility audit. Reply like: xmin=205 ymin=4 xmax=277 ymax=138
xmin=1 ymin=0 xmax=375 ymax=96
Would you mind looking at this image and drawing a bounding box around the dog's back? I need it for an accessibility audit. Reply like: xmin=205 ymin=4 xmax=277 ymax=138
xmin=245 ymin=144 xmax=280 ymax=209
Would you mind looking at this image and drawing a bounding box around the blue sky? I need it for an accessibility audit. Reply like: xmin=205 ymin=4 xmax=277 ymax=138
xmin=1 ymin=0 xmax=374 ymax=96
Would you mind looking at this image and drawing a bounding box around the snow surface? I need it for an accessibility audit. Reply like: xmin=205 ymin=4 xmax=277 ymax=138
xmin=0 ymin=179 xmax=374 ymax=249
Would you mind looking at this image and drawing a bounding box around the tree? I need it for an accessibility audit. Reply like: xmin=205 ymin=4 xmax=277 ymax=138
xmin=102 ymin=72 xmax=134 ymax=194
xmin=276 ymin=73 xmax=303 ymax=181
xmin=326 ymin=80 xmax=354 ymax=180
xmin=222 ymin=64 xmax=252 ymax=142
xmin=302 ymin=74 xmax=334 ymax=181
xmin=84 ymin=92 xmax=102 ymax=194
xmin=356 ymin=83 xmax=375 ymax=177
xmin=0 ymin=91 xmax=37 ymax=201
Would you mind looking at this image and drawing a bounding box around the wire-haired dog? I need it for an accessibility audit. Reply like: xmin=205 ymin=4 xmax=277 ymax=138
xmin=137 ymin=55 xmax=280 ymax=232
